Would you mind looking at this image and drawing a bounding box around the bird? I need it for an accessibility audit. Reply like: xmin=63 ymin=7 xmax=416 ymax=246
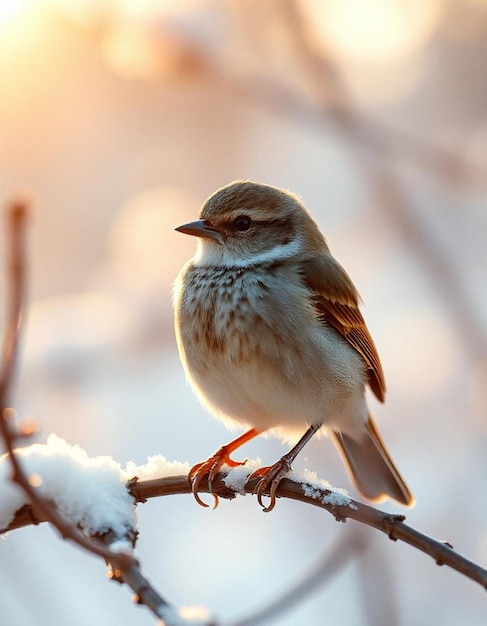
xmin=173 ymin=180 xmax=414 ymax=512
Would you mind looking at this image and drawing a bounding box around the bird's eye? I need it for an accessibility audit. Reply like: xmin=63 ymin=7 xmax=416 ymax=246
xmin=233 ymin=215 xmax=252 ymax=231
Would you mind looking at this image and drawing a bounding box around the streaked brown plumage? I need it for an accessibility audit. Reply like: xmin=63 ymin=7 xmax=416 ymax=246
xmin=174 ymin=180 xmax=414 ymax=511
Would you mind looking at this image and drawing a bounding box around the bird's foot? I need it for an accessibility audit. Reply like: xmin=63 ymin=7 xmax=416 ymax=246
xmin=189 ymin=449 xmax=247 ymax=509
xmin=248 ymin=457 xmax=292 ymax=512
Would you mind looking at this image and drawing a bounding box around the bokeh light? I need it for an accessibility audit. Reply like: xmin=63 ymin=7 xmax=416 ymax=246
xmin=303 ymin=0 xmax=441 ymax=63
xmin=301 ymin=0 xmax=442 ymax=107
xmin=107 ymin=187 xmax=200 ymax=294
xmin=101 ymin=17 xmax=170 ymax=80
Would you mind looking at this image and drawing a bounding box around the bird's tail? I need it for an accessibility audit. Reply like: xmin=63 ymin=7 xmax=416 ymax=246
xmin=331 ymin=415 xmax=414 ymax=507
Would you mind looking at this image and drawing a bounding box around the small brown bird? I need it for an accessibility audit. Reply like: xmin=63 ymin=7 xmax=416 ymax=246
xmin=174 ymin=181 xmax=414 ymax=511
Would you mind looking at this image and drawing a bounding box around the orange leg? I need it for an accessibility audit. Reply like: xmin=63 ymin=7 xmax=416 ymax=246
xmin=248 ymin=423 xmax=321 ymax=512
xmin=189 ymin=428 xmax=260 ymax=508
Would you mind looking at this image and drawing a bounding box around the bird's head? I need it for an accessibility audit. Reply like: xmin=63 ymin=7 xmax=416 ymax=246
xmin=175 ymin=180 xmax=327 ymax=267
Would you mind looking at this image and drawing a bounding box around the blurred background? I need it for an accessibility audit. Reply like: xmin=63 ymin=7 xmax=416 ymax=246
xmin=0 ymin=0 xmax=486 ymax=624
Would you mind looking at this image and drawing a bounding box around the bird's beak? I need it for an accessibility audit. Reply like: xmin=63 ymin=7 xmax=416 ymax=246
xmin=174 ymin=219 xmax=223 ymax=243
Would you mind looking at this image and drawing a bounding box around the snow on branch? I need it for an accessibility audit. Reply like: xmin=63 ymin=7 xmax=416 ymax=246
xmin=2 ymin=438 xmax=487 ymax=596
xmin=0 ymin=433 xmax=136 ymax=535
xmin=0 ymin=434 xmax=190 ymax=535
xmin=0 ymin=201 xmax=214 ymax=626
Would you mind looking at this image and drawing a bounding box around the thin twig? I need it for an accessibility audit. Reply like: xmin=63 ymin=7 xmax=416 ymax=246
xmin=0 ymin=202 xmax=191 ymax=625
xmin=0 ymin=201 xmax=26 ymax=409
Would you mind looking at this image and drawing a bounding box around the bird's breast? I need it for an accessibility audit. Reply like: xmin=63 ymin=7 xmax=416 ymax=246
xmin=174 ymin=261 xmax=367 ymax=431
xmin=176 ymin=263 xmax=304 ymax=367
xmin=175 ymin=259 xmax=353 ymax=383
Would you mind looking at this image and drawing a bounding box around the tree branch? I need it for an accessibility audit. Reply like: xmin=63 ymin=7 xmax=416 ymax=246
xmin=121 ymin=473 xmax=487 ymax=594
xmin=4 ymin=470 xmax=487 ymax=594
xmin=0 ymin=202 xmax=208 ymax=626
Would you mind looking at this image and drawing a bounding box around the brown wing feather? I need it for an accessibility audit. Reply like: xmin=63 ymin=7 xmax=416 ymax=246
xmin=302 ymin=255 xmax=386 ymax=403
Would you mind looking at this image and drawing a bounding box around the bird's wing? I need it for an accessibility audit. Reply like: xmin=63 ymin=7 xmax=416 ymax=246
xmin=302 ymin=255 xmax=386 ymax=402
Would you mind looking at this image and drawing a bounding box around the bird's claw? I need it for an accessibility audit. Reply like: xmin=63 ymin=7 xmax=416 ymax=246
xmin=248 ymin=458 xmax=292 ymax=512
xmin=189 ymin=451 xmax=247 ymax=509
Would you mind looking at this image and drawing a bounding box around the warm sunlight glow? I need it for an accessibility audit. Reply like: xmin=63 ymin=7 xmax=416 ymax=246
xmin=0 ymin=0 xmax=29 ymax=26
xmin=0 ymin=1 xmax=64 ymax=123
xmin=52 ymin=0 xmax=118 ymax=30
xmin=53 ymin=0 xmax=208 ymax=32
xmin=117 ymin=0 xmax=208 ymax=19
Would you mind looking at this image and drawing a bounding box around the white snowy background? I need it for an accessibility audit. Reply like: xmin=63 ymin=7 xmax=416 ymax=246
xmin=0 ymin=1 xmax=486 ymax=625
